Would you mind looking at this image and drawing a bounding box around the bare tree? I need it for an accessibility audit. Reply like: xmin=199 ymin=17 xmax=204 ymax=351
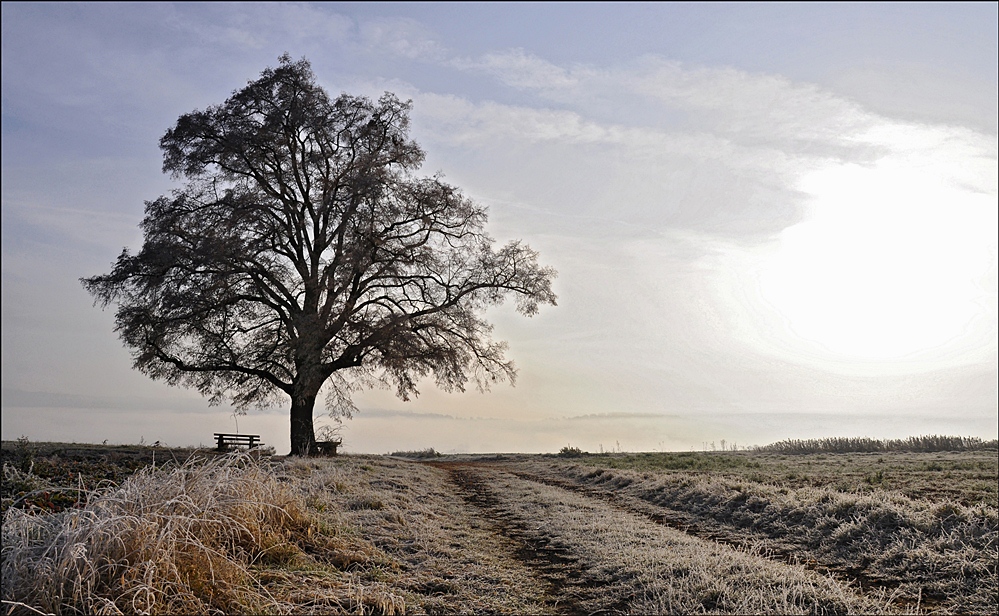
xmin=82 ymin=56 xmax=557 ymax=455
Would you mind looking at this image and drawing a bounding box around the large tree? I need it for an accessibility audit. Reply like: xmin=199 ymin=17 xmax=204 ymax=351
xmin=82 ymin=56 xmax=557 ymax=455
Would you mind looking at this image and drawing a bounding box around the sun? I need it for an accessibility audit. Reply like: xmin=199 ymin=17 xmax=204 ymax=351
xmin=759 ymin=158 xmax=996 ymax=361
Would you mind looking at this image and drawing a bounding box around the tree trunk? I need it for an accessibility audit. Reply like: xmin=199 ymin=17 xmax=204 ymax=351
xmin=289 ymin=392 xmax=318 ymax=456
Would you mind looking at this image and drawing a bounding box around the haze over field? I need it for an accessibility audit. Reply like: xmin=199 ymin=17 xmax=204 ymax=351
xmin=2 ymin=3 xmax=996 ymax=453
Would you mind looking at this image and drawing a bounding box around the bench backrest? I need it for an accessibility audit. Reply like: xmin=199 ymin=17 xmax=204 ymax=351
xmin=214 ymin=434 xmax=262 ymax=450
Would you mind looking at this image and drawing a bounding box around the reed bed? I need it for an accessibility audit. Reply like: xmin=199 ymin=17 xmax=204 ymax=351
xmin=756 ymin=435 xmax=998 ymax=454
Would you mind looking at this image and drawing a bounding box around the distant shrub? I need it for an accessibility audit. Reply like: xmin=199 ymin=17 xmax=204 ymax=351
xmin=757 ymin=435 xmax=998 ymax=454
xmin=390 ymin=448 xmax=443 ymax=459
xmin=558 ymin=446 xmax=586 ymax=458
xmin=11 ymin=436 xmax=35 ymax=474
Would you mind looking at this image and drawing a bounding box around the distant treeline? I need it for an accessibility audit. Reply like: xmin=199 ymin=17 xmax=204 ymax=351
xmin=757 ymin=435 xmax=999 ymax=454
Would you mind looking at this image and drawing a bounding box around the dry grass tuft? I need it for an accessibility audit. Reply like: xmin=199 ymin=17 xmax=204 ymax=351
xmin=1 ymin=453 xmax=362 ymax=615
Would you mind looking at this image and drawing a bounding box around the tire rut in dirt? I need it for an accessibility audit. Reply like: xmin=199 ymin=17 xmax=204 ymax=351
xmin=440 ymin=464 xmax=631 ymax=616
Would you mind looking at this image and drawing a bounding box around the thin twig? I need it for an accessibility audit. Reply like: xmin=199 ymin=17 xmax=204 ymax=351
xmin=1 ymin=600 xmax=55 ymax=616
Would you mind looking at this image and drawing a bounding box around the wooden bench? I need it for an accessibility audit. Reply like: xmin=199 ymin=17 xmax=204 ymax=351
xmin=314 ymin=440 xmax=342 ymax=456
xmin=214 ymin=433 xmax=261 ymax=452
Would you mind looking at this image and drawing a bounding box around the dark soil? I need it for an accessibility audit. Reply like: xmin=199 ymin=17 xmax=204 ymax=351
xmin=1 ymin=440 xmax=215 ymax=513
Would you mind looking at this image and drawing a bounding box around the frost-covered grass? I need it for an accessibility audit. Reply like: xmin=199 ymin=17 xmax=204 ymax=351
xmin=3 ymin=453 xmax=321 ymax=614
xmin=4 ymin=446 xmax=995 ymax=614
xmin=457 ymin=466 xmax=891 ymax=614
xmin=570 ymin=450 xmax=998 ymax=506
xmin=522 ymin=456 xmax=998 ymax=614
xmin=0 ymin=453 xmax=413 ymax=615
xmin=2 ymin=452 xmax=548 ymax=615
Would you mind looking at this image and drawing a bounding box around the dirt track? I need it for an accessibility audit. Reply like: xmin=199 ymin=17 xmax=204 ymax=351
xmin=499 ymin=464 xmax=927 ymax=608
xmin=435 ymin=462 xmax=633 ymax=615
xmin=424 ymin=460 xmax=885 ymax=615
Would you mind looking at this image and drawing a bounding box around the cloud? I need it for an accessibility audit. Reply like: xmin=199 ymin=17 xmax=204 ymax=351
xmin=359 ymin=408 xmax=459 ymax=421
xmin=447 ymin=51 xmax=885 ymax=154
xmin=390 ymin=48 xmax=997 ymax=392
xmin=157 ymin=4 xmax=355 ymax=53
xmin=408 ymin=93 xmax=802 ymax=236
xmin=450 ymin=48 xmax=580 ymax=89
xmin=0 ymin=388 xmax=267 ymax=416
xmin=408 ymin=52 xmax=977 ymax=247
xmin=827 ymin=62 xmax=999 ymax=135
xmin=357 ymin=17 xmax=448 ymax=61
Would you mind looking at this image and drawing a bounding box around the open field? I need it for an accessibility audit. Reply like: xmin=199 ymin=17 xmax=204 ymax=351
xmin=567 ymin=450 xmax=999 ymax=507
xmin=2 ymin=441 xmax=997 ymax=614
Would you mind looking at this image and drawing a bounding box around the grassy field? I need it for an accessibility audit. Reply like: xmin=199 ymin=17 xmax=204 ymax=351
xmin=2 ymin=440 xmax=996 ymax=614
xmin=567 ymin=450 xmax=998 ymax=507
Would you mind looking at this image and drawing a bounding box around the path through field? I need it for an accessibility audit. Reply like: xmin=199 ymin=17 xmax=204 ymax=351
xmin=421 ymin=460 xmax=887 ymax=615
xmin=439 ymin=463 xmax=632 ymax=615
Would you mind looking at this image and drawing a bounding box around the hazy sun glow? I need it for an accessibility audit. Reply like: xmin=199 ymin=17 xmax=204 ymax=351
xmin=760 ymin=155 xmax=997 ymax=360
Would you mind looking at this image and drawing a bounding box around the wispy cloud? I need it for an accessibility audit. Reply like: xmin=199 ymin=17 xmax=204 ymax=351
xmin=0 ymin=388 xmax=240 ymax=414
xmin=450 ymin=48 xmax=580 ymax=89
xmin=357 ymin=17 xmax=448 ymax=61
xmin=399 ymin=48 xmax=997 ymax=382
xmin=159 ymin=4 xmax=355 ymax=53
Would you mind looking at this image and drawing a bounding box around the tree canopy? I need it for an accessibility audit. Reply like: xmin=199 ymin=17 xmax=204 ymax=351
xmin=83 ymin=55 xmax=557 ymax=455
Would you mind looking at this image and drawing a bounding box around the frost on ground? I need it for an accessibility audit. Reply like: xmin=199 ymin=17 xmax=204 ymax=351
xmin=2 ymin=453 xmax=552 ymax=615
xmin=2 ymin=446 xmax=996 ymax=615
xmin=510 ymin=454 xmax=998 ymax=614
xmin=438 ymin=462 xmax=890 ymax=615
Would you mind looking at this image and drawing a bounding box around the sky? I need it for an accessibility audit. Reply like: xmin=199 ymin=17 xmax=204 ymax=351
xmin=2 ymin=2 xmax=997 ymax=454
